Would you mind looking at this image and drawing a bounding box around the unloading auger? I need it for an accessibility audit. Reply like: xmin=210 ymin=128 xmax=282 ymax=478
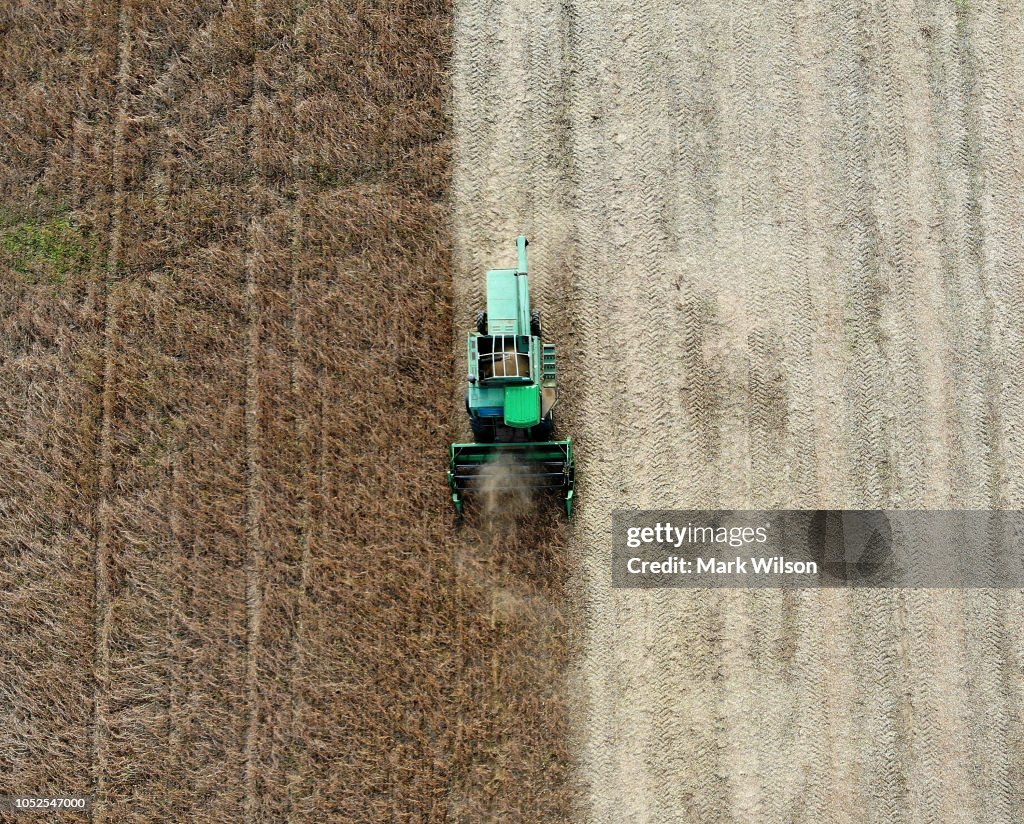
xmin=448 ymin=236 xmax=575 ymax=517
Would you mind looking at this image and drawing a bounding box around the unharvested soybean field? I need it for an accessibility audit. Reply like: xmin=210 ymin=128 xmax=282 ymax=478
xmin=454 ymin=0 xmax=1024 ymax=821
xmin=1 ymin=1 xmax=574 ymax=821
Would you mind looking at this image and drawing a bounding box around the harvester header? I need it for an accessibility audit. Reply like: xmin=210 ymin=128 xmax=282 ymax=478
xmin=448 ymin=236 xmax=575 ymax=516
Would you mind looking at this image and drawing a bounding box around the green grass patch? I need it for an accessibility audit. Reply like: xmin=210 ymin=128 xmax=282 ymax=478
xmin=0 ymin=215 xmax=92 ymax=285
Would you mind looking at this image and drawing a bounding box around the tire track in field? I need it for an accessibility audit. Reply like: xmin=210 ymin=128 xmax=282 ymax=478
xmin=243 ymin=2 xmax=267 ymax=818
xmin=956 ymin=2 xmax=1024 ymax=819
xmin=153 ymin=110 xmax=191 ymax=813
xmin=890 ymin=0 xmax=956 ymax=508
xmin=287 ymin=14 xmax=314 ymax=819
xmin=865 ymin=0 xmax=931 ymax=509
xmin=865 ymin=3 xmax=970 ymax=821
xmin=794 ymin=1 xmax=853 ymax=508
xmin=774 ymin=6 xmax=853 ymax=818
xmin=284 ymin=198 xmax=311 ymax=823
xmin=714 ymin=3 xmax=782 ymax=819
xmin=92 ymin=6 xmax=130 ymax=820
xmin=909 ymin=4 xmax=1010 ymax=820
xmin=819 ymin=5 xmax=915 ymax=823
xmin=925 ymin=0 xmax=996 ymax=510
xmin=646 ymin=3 xmax=729 ymax=819
xmin=968 ymin=0 xmax=1024 ymax=511
xmin=168 ymin=452 xmax=191 ymax=809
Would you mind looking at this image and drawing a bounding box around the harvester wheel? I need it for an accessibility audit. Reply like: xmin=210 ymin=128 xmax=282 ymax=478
xmin=532 ymin=413 xmax=554 ymax=441
xmin=470 ymin=416 xmax=495 ymax=443
xmin=476 ymin=311 xmax=487 ymax=335
xmin=530 ymin=310 xmax=542 ymax=337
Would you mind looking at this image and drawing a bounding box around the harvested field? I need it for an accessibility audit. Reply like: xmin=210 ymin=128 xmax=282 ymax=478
xmin=454 ymin=0 xmax=1024 ymax=821
xmin=1 ymin=0 xmax=573 ymax=821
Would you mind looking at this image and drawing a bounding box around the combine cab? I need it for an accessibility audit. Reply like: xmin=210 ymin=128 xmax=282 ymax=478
xmin=448 ymin=236 xmax=575 ymax=516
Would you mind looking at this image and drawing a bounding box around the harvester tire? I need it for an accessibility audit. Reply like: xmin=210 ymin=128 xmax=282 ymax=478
xmin=470 ymin=415 xmax=495 ymax=443
xmin=530 ymin=310 xmax=542 ymax=337
xmin=532 ymin=413 xmax=554 ymax=441
xmin=476 ymin=311 xmax=487 ymax=335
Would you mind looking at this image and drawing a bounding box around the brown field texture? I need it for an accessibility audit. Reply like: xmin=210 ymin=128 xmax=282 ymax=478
xmin=0 ymin=1 xmax=573 ymax=822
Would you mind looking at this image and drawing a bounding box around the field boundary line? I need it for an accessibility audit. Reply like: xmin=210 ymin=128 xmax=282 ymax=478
xmin=92 ymin=4 xmax=130 ymax=822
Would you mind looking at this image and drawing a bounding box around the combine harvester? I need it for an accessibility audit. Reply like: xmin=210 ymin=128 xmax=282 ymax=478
xmin=448 ymin=236 xmax=575 ymax=517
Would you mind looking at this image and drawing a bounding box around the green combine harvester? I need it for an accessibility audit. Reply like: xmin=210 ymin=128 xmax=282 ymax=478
xmin=448 ymin=236 xmax=575 ymax=517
